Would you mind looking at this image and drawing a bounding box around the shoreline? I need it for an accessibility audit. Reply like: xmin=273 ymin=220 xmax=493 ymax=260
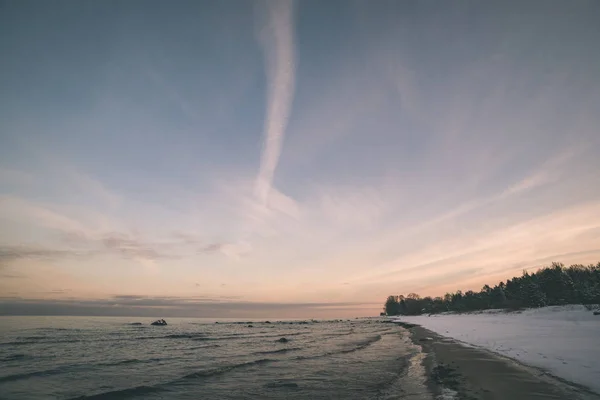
xmin=396 ymin=321 xmax=600 ymax=400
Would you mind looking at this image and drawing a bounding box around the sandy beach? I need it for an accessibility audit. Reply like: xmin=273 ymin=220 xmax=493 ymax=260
xmin=397 ymin=322 xmax=600 ymax=400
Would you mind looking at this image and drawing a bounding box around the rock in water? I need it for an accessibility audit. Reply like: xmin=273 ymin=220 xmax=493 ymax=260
xmin=151 ymin=319 xmax=167 ymax=326
xmin=277 ymin=337 xmax=289 ymax=343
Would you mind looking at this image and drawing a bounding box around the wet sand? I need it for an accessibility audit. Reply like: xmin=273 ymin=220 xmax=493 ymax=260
xmin=396 ymin=322 xmax=600 ymax=400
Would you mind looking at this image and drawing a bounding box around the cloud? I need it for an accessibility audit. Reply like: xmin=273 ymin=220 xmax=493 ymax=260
xmin=316 ymin=185 xmax=387 ymax=228
xmin=502 ymin=148 xmax=576 ymax=196
xmin=193 ymin=240 xmax=253 ymax=261
xmin=65 ymin=229 xmax=247 ymax=262
xmin=101 ymin=232 xmax=175 ymax=260
xmin=65 ymin=169 xmax=121 ymax=210
xmin=0 ymin=245 xmax=87 ymax=267
xmin=59 ymin=230 xmax=186 ymax=266
xmin=0 ymin=195 xmax=91 ymax=234
xmin=172 ymin=231 xmax=202 ymax=245
xmin=213 ymin=0 xmax=301 ymax=258
xmin=413 ymin=250 xmax=600 ymax=296
xmin=198 ymin=242 xmax=224 ymax=254
xmin=267 ymin=187 xmax=300 ymax=219
xmin=254 ymin=0 xmax=296 ymax=207
xmin=218 ymin=241 xmax=253 ymax=261
xmin=350 ymin=202 xmax=600 ymax=292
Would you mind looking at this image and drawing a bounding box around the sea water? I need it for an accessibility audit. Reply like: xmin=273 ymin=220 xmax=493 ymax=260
xmin=0 ymin=317 xmax=432 ymax=399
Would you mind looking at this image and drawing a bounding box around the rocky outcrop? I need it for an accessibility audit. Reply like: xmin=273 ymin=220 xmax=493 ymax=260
xmin=151 ymin=319 xmax=167 ymax=326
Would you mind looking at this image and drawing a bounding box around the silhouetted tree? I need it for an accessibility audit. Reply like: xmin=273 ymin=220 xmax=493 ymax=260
xmin=384 ymin=295 xmax=399 ymax=315
xmin=383 ymin=262 xmax=600 ymax=315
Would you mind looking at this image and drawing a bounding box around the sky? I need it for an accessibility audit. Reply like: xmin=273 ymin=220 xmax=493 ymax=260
xmin=1 ymin=0 xmax=600 ymax=318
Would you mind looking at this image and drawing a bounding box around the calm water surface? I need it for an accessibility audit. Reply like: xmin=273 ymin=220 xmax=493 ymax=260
xmin=0 ymin=317 xmax=431 ymax=399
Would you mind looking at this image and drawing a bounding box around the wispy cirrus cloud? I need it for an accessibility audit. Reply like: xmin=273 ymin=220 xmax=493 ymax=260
xmin=0 ymin=190 xmax=245 ymax=268
xmin=349 ymin=201 xmax=600 ymax=289
xmin=212 ymin=1 xmax=299 ymax=256
xmin=0 ymin=195 xmax=91 ymax=235
xmin=0 ymin=245 xmax=92 ymax=275
xmin=64 ymin=169 xmax=121 ymax=210
xmin=254 ymin=0 xmax=296 ymax=209
xmin=100 ymin=232 xmax=176 ymax=260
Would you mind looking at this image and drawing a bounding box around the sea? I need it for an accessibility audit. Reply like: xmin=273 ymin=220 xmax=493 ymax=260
xmin=0 ymin=316 xmax=432 ymax=399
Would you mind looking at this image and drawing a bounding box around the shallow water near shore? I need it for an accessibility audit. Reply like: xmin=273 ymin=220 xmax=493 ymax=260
xmin=0 ymin=317 xmax=432 ymax=399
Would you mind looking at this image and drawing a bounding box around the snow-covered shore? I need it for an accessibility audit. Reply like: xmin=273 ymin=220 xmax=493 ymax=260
xmin=391 ymin=305 xmax=600 ymax=394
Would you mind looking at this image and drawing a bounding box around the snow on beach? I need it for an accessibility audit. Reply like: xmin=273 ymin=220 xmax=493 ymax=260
xmin=392 ymin=305 xmax=600 ymax=394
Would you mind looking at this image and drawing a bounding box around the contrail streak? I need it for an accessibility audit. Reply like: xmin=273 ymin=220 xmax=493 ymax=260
xmin=255 ymin=0 xmax=296 ymax=207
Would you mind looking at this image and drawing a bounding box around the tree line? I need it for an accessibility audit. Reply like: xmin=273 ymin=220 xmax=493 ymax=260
xmin=383 ymin=262 xmax=600 ymax=316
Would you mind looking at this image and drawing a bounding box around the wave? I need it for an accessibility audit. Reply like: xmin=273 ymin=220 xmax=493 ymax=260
xmin=220 ymin=331 xmax=308 ymax=338
xmin=70 ymin=358 xmax=277 ymax=399
xmin=217 ymin=332 xmax=310 ymax=342
xmin=338 ymin=335 xmax=382 ymax=354
xmin=0 ymin=356 xmax=278 ymax=386
xmin=1 ymin=330 xmax=311 ymax=347
xmin=188 ymin=334 xmax=288 ymax=342
xmin=3 ymin=333 xmax=209 ymax=345
xmin=2 ymin=338 xmax=87 ymax=346
xmin=103 ymin=359 xmax=144 ymax=366
xmin=134 ymin=332 xmax=207 ymax=341
xmin=32 ymin=327 xmax=74 ymax=331
xmin=1 ymin=353 xmax=29 ymax=361
xmin=264 ymin=381 xmax=299 ymax=389
xmin=253 ymin=347 xmax=302 ymax=355
xmin=294 ymin=335 xmax=383 ymax=361
xmin=179 ymin=358 xmax=275 ymax=381
xmin=0 ymin=366 xmax=71 ymax=383
xmin=0 ymin=340 xmax=39 ymax=346
xmin=50 ymin=338 xmax=82 ymax=343
xmin=19 ymin=335 xmax=47 ymax=340
xmin=163 ymin=333 xmax=205 ymax=339
xmin=187 ymin=344 xmax=221 ymax=350
xmin=121 ymin=331 xmax=308 ymax=343
xmin=68 ymin=385 xmax=164 ymax=399
xmin=97 ymin=358 xmax=162 ymax=367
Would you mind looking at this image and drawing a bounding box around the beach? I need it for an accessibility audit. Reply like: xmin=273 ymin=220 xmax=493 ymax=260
xmin=397 ymin=322 xmax=599 ymax=400
xmin=393 ymin=305 xmax=600 ymax=400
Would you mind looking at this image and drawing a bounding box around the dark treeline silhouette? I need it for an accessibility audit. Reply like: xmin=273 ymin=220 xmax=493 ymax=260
xmin=384 ymin=262 xmax=600 ymax=316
